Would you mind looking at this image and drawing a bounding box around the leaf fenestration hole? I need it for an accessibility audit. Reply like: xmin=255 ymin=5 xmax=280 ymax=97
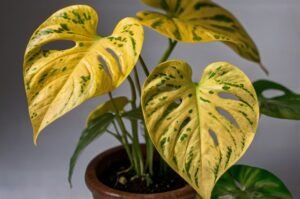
xmin=174 ymin=98 xmax=182 ymax=105
xmin=41 ymin=40 xmax=75 ymax=51
xmin=218 ymin=92 xmax=239 ymax=101
xmin=216 ymin=107 xmax=239 ymax=128
xmin=208 ymin=129 xmax=219 ymax=146
xmin=262 ymin=89 xmax=285 ymax=99
xmin=98 ymin=56 xmax=112 ymax=80
xmin=106 ymin=48 xmax=123 ymax=75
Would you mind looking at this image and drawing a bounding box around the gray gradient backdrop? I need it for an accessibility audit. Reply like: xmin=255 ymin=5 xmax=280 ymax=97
xmin=1 ymin=0 xmax=300 ymax=198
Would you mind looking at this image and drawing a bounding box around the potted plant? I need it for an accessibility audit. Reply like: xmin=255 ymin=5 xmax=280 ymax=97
xmin=23 ymin=0 xmax=296 ymax=198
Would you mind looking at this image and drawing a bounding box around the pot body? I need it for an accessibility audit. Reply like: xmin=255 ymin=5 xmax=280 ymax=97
xmin=85 ymin=145 xmax=196 ymax=199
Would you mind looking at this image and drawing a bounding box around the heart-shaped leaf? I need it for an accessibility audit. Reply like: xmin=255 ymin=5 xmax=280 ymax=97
xmin=137 ymin=0 xmax=267 ymax=73
xmin=23 ymin=5 xmax=144 ymax=143
xmin=141 ymin=60 xmax=259 ymax=199
xmin=254 ymin=80 xmax=300 ymax=120
xmin=212 ymin=164 xmax=293 ymax=199
xmin=68 ymin=112 xmax=114 ymax=187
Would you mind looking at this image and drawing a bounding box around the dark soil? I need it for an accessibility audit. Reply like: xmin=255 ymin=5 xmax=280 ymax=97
xmin=98 ymin=160 xmax=187 ymax=193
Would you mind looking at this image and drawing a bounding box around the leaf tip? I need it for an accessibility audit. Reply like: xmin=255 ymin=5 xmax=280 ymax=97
xmin=33 ymin=126 xmax=41 ymax=146
xmin=68 ymin=176 xmax=73 ymax=189
xmin=259 ymin=63 xmax=269 ymax=75
xmin=33 ymin=133 xmax=39 ymax=146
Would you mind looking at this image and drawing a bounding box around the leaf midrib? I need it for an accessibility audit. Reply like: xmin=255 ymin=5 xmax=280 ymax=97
xmin=193 ymin=82 xmax=203 ymax=188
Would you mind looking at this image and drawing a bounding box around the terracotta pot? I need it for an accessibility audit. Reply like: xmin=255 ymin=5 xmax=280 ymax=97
xmin=85 ymin=145 xmax=196 ymax=199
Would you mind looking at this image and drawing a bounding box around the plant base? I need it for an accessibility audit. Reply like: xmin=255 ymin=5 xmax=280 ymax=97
xmin=85 ymin=145 xmax=196 ymax=199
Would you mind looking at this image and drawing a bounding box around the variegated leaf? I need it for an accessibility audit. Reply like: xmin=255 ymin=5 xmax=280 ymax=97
xmin=23 ymin=5 xmax=144 ymax=143
xmin=212 ymin=165 xmax=293 ymax=199
xmin=141 ymin=60 xmax=259 ymax=199
xmin=137 ymin=0 xmax=265 ymax=72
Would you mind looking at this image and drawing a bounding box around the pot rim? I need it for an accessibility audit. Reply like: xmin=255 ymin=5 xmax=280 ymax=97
xmin=85 ymin=144 xmax=194 ymax=197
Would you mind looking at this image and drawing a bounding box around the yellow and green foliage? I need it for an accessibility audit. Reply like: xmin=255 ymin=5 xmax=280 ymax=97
xmin=23 ymin=5 xmax=143 ymax=143
xmin=141 ymin=60 xmax=259 ymax=198
xmin=137 ymin=0 xmax=264 ymax=70
xmin=22 ymin=2 xmax=294 ymax=198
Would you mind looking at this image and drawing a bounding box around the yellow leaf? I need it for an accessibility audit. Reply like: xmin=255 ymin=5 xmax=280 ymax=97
xmin=137 ymin=0 xmax=267 ymax=72
xmin=87 ymin=96 xmax=129 ymax=125
xmin=23 ymin=5 xmax=144 ymax=143
xmin=141 ymin=60 xmax=259 ymax=199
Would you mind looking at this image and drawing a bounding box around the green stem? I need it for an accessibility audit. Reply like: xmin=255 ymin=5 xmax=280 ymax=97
xmin=133 ymin=68 xmax=142 ymax=96
xmin=127 ymin=76 xmax=137 ymax=103
xmin=139 ymin=55 xmax=150 ymax=77
xmin=159 ymin=39 xmax=178 ymax=63
xmin=159 ymin=155 xmax=168 ymax=175
xmin=108 ymin=92 xmax=134 ymax=168
xmin=111 ymin=120 xmax=122 ymax=139
xmin=132 ymin=72 xmax=146 ymax=175
xmin=138 ymin=55 xmax=154 ymax=175
xmin=106 ymin=130 xmax=122 ymax=142
xmin=145 ymin=127 xmax=154 ymax=175
xmin=112 ymin=120 xmax=133 ymax=141
xmin=127 ymin=76 xmax=145 ymax=176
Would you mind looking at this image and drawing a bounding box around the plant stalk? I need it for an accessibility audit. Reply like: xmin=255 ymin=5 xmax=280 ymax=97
xmin=108 ymin=92 xmax=134 ymax=170
xmin=133 ymin=68 xmax=142 ymax=96
xmin=139 ymin=55 xmax=150 ymax=77
xmin=159 ymin=39 xmax=178 ymax=63
xmin=145 ymin=127 xmax=154 ymax=175
xmin=127 ymin=76 xmax=145 ymax=176
xmin=137 ymin=56 xmax=155 ymax=176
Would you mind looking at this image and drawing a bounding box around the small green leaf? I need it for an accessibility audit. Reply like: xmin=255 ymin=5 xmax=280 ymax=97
xmin=68 ymin=113 xmax=114 ymax=187
xmin=141 ymin=60 xmax=259 ymax=199
xmin=254 ymin=80 xmax=300 ymax=120
xmin=212 ymin=164 xmax=293 ymax=199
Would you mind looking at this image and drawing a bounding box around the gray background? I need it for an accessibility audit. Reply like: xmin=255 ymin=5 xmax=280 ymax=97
xmin=1 ymin=0 xmax=299 ymax=198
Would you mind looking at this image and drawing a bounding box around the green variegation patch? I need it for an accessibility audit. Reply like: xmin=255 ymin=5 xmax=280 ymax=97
xmin=212 ymin=165 xmax=293 ymax=199
xmin=23 ymin=5 xmax=144 ymax=143
xmin=137 ymin=0 xmax=268 ymax=73
xmin=141 ymin=60 xmax=259 ymax=199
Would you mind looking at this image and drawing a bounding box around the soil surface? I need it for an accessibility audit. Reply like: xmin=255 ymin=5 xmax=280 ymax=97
xmin=98 ymin=160 xmax=187 ymax=193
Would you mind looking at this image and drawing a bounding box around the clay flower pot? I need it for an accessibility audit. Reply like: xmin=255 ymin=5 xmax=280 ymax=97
xmin=85 ymin=145 xmax=196 ymax=199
